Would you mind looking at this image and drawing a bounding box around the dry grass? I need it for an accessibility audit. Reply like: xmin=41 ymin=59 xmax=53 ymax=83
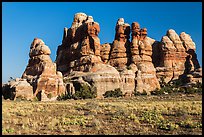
xmin=2 ymin=93 xmax=202 ymax=135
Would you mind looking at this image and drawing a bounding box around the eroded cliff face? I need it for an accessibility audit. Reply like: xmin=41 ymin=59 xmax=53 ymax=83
xmin=56 ymin=13 xmax=124 ymax=97
xmin=56 ymin=13 xmax=102 ymax=74
xmin=2 ymin=12 xmax=201 ymax=100
xmin=21 ymin=38 xmax=66 ymax=101
xmin=56 ymin=14 xmax=162 ymax=97
xmin=2 ymin=38 xmax=66 ymax=101
xmin=54 ymin=12 xmax=202 ymax=98
xmin=152 ymin=29 xmax=201 ymax=84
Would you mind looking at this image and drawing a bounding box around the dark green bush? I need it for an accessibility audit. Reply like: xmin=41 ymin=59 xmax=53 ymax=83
xmin=134 ymin=90 xmax=148 ymax=96
xmin=57 ymin=84 xmax=97 ymax=100
xmin=73 ymin=84 xmax=97 ymax=99
xmin=151 ymin=88 xmax=164 ymax=95
xmin=57 ymin=92 xmax=72 ymax=100
xmin=103 ymin=88 xmax=123 ymax=98
xmin=153 ymin=76 xmax=202 ymax=95
xmin=184 ymin=87 xmax=199 ymax=94
xmin=47 ymin=93 xmax=52 ymax=99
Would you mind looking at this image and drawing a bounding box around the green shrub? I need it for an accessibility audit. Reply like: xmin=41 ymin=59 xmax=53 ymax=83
xmin=151 ymin=88 xmax=164 ymax=95
xmin=57 ymin=84 xmax=97 ymax=100
xmin=159 ymin=76 xmax=167 ymax=88
xmin=57 ymin=93 xmax=72 ymax=100
xmin=140 ymin=110 xmax=164 ymax=125
xmin=134 ymin=90 xmax=148 ymax=96
xmin=151 ymin=77 xmax=201 ymax=95
xmin=103 ymin=88 xmax=123 ymax=98
xmin=176 ymin=87 xmax=186 ymax=93
xmin=47 ymin=93 xmax=52 ymax=99
xmin=184 ymin=87 xmax=198 ymax=94
xmin=127 ymin=113 xmax=140 ymax=124
xmin=158 ymin=121 xmax=179 ymax=131
xmin=178 ymin=118 xmax=201 ymax=128
xmin=32 ymin=96 xmax=39 ymax=101
xmin=73 ymin=84 xmax=97 ymax=99
xmin=195 ymin=81 xmax=202 ymax=88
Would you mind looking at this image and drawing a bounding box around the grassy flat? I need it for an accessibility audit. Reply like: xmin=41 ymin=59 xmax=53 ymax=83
xmin=2 ymin=93 xmax=202 ymax=135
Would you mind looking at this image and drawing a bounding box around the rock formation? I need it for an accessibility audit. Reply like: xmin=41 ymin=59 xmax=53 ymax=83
xmin=2 ymin=78 xmax=33 ymax=101
xmin=57 ymin=14 xmax=161 ymax=97
xmin=21 ymin=38 xmax=65 ymax=101
xmin=2 ymin=12 xmax=202 ymax=100
xmin=129 ymin=22 xmax=160 ymax=93
xmin=56 ymin=13 xmax=202 ymax=97
xmin=100 ymin=43 xmax=111 ymax=63
xmin=56 ymin=12 xmax=102 ymax=74
xmin=56 ymin=13 xmax=125 ymax=98
xmin=108 ymin=18 xmax=131 ymax=69
xmin=152 ymin=29 xmax=201 ymax=84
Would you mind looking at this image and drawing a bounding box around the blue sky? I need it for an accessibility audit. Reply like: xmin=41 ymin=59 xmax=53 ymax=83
xmin=2 ymin=2 xmax=202 ymax=83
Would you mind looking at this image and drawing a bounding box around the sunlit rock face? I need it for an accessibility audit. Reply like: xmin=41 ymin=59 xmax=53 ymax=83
xmin=55 ymin=13 xmax=202 ymax=97
xmin=56 ymin=13 xmax=124 ymax=98
xmin=108 ymin=18 xmax=131 ymax=70
xmin=152 ymin=29 xmax=201 ymax=84
xmin=3 ymin=12 xmax=201 ymax=101
xmin=21 ymin=38 xmax=65 ymax=101
xmin=129 ymin=22 xmax=160 ymax=94
xmin=56 ymin=14 xmax=162 ymax=97
xmin=56 ymin=12 xmax=101 ymax=74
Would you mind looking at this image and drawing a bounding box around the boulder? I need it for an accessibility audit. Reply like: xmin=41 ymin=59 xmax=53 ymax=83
xmin=2 ymin=79 xmax=33 ymax=101
xmin=82 ymin=64 xmax=122 ymax=98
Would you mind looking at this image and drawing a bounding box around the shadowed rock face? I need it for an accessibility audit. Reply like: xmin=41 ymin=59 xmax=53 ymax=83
xmin=2 ymin=78 xmax=33 ymax=101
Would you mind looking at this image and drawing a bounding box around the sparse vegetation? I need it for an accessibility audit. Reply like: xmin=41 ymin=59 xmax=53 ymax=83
xmin=2 ymin=93 xmax=202 ymax=135
xmin=57 ymin=84 xmax=97 ymax=100
xmin=134 ymin=90 xmax=148 ymax=96
xmin=151 ymin=77 xmax=202 ymax=95
xmin=72 ymin=84 xmax=97 ymax=99
xmin=57 ymin=93 xmax=72 ymax=100
xmin=47 ymin=93 xmax=52 ymax=99
xmin=73 ymin=84 xmax=97 ymax=99
xmin=103 ymin=88 xmax=123 ymax=98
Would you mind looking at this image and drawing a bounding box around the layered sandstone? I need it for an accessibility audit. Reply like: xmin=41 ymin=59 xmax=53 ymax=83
xmin=152 ymin=29 xmax=201 ymax=83
xmin=2 ymin=78 xmax=33 ymax=101
xmin=56 ymin=13 xmax=102 ymax=74
xmin=129 ymin=22 xmax=160 ymax=93
xmin=22 ymin=38 xmax=65 ymax=101
xmin=108 ymin=18 xmax=131 ymax=69
xmin=100 ymin=43 xmax=111 ymax=63
xmin=3 ymin=12 xmax=202 ymax=100
xmin=56 ymin=13 xmax=126 ymax=98
xmin=57 ymin=15 xmax=161 ymax=97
